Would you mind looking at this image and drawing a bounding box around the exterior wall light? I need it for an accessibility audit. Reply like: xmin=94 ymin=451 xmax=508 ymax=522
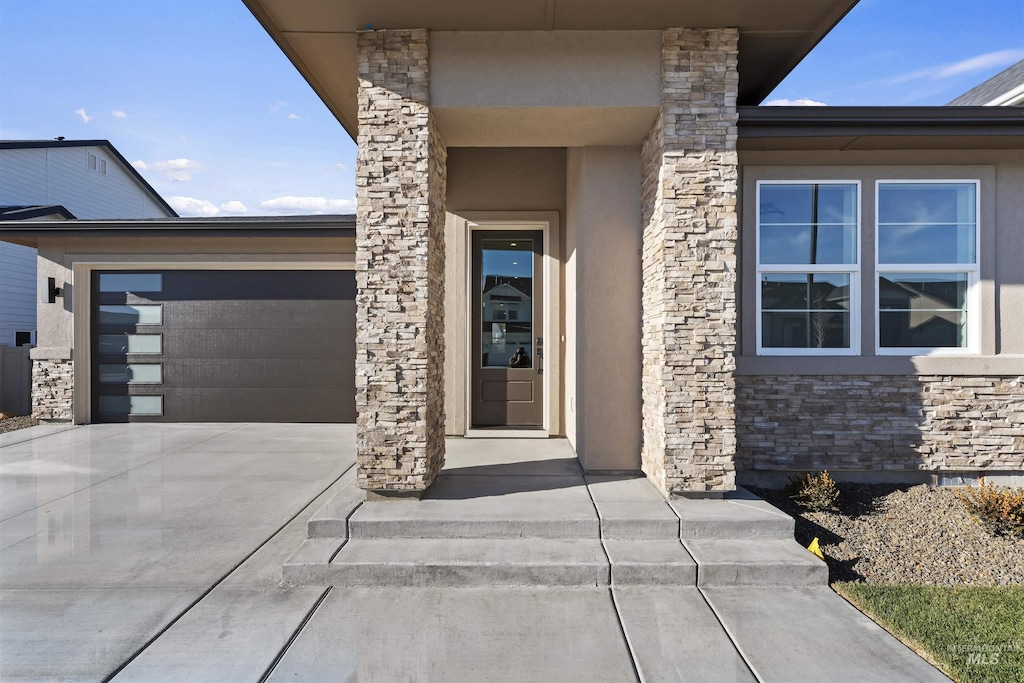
xmin=45 ymin=277 xmax=64 ymax=304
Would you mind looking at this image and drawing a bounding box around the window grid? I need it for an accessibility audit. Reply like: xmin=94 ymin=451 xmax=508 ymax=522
xmin=874 ymin=180 xmax=980 ymax=356
xmin=756 ymin=180 xmax=861 ymax=356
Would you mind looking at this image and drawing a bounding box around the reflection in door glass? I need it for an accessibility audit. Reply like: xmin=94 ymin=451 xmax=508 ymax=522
xmin=481 ymin=239 xmax=532 ymax=368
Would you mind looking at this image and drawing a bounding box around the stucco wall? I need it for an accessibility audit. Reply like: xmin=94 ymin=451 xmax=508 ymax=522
xmin=430 ymin=31 xmax=660 ymax=146
xmin=444 ymin=148 xmax=567 ymax=436
xmin=430 ymin=31 xmax=661 ymax=108
xmin=738 ymin=151 xmax=1024 ymax=365
xmin=565 ymin=146 xmax=643 ymax=471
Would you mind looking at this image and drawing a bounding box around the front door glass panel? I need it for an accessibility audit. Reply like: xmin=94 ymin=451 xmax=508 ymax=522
xmin=480 ymin=239 xmax=534 ymax=369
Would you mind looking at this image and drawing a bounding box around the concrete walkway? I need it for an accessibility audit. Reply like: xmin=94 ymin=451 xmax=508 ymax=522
xmin=0 ymin=426 xmax=949 ymax=682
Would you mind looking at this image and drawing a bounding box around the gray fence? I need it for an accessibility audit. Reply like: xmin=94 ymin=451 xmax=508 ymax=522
xmin=0 ymin=345 xmax=31 ymax=416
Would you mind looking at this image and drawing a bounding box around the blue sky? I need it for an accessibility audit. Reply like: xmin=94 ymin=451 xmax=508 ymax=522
xmin=1 ymin=0 xmax=1022 ymax=217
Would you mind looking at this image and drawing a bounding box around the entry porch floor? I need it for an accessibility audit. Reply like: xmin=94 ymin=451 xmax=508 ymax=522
xmin=0 ymin=425 xmax=948 ymax=682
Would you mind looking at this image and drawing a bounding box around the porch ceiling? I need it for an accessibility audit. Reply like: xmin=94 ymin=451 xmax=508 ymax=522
xmin=242 ymin=0 xmax=860 ymax=139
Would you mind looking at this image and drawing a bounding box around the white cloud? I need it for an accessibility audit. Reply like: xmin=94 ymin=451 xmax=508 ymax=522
xmin=336 ymin=163 xmax=348 ymax=172
xmin=168 ymin=196 xmax=219 ymax=217
xmin=259 ymin=196 xmax=357 ymax=215
xmin=137 ymin=158 xmax=204 ymax=182
xmin=887 ymin=49 xmax=1024 ymax=86
xmin=112 ymin=110 xmax=127 ymax=119
xmin=219 ymin=200 xmax=247 ymax=214
xmin=287 ymin=113 xmax=301 ymax=120
xmin=935 ymin=49 xmax=1024 ymax=79
xmin=763 ymin=98 xmax=828 ymax=107
xmin=74 ymin=108 xmax=91 ymax=123
xmin=269 ymin=100 xmax=289 ymax=113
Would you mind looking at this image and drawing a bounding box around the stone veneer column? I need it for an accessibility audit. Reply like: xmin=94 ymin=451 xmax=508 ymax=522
xmin=640 ymin=29 xmax=739 ymax=496
xmin=30 ymin=350 xmax=73 ymax=421
xmin=355 ymin=29 xmax=447 ymax=493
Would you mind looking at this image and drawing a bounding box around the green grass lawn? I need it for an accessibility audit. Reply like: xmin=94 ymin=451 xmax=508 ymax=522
xmin=835 ymin=584 xmax=1024 ymax=683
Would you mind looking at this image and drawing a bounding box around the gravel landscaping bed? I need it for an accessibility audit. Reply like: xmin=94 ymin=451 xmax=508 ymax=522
xmin=753 ymin=483 xmax=1024 ymax=586
xmin=0 ymin=415 xmax=40 ymax=435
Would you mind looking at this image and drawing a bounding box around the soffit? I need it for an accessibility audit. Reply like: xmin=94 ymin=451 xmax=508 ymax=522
xmin=243 ymin=0 xmax=859 ymax=138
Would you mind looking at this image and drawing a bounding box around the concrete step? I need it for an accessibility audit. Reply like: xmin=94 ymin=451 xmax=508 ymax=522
xmin=671 ymin=490 xmax=794 ymax=540
xmin=282 ymin=537 xmax=347 ymax=586
xmin=306 ymin=470 xmax=363 ymax=539
xmin=347 ymin=500 xmax=601 ymax=539
xmin=320 ymin=539 xmax=610 ymax=587
xmin=594 ymin=502 xmax=680 ymax=539
xmin=684 ymin=539 xmax=828 ymax=587
xmin=603 ymin=540 xmax=697 ymax=586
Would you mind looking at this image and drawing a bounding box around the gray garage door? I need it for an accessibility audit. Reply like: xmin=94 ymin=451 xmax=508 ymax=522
xmin=91 ymin=270 xmax=355 ymax=423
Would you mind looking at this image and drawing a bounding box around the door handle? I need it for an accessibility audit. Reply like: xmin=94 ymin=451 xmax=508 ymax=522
xmin=536 ymin=337 xmax=543 ymax=374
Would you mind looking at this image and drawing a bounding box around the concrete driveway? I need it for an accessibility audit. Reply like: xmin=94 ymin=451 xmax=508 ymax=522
xmin=0 ymin=424 xmax=948 ymax=683
xmin=0 ymin=423 xmax=353 ymax=682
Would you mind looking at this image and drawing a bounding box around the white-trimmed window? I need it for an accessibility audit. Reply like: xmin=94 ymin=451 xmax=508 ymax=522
xmin=88 ymin=152 xmax=108 ymax=175
xmin=756 ymin=181 xmax=860 ymax=355
xmin=876 ymin=180 xmax=979 ymax=355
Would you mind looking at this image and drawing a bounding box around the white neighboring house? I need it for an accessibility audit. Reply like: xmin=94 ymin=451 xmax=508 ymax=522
xmin=0 ymin=140 xmax=176 ymax=346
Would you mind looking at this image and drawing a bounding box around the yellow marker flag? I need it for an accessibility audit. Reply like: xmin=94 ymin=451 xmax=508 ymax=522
xmin=807 ymin=537 xmax=825 ymax=560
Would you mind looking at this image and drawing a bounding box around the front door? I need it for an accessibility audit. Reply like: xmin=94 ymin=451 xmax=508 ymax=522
xmin=471 ymin=230 xmax=544 ymax=427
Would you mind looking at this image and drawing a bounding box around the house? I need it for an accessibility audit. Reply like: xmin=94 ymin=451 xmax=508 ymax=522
xmin=0 ymin=140 xmax=177 ymax=348
xmin=0 ymin=0 xmax=1021 ymax=497
xmin=948 ymin=59 xmax=1024 ymax=106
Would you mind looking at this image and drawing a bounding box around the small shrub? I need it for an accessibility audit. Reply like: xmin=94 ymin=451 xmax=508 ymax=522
xmin=787 ymin=470 xmax=840 ymax=512
xmin=955 ymin=478 xmax=1024 ymax=538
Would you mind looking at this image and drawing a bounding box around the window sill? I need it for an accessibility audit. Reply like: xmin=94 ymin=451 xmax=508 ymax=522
xmin=736 ymin=354 xmax=1023 ymax=376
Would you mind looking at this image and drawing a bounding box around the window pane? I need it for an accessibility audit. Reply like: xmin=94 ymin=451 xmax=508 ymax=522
xmin=760 ymin=184 xmax=858 ymax=225
xmin=759 ymin=224 xmax=857 ymax=265
xmin=97 ymin=334 xmax=162 ymax=354
xmin=878 ymin=223 xmax=976 ymax=264
xmin=879 ymin=311 xmax=966 ymax=348
xmin=878 ymin=183 xmax=976 ymax=264
xmin=99 ymin=273 xmax=162 ymax=293
xmin=99 ymin=364 xmax=162 ymax=384
xmin=98 ymin=305 xmax=162 ymax=325
xmin=481 ymin=239 xmax=533 ymax=368
xmin=878 ymin=183 xmax=976 ymax=224
xmin=761 ymin=273 xmax=850 ymax=311
xmin=759 ymin=184 xmax=857 ymax=265
xmin=762 ymin=312 xmax=850 ymax=349
xmin=98 ymin=395 xmax=163 ymax=415
xmin=879 ymin=273 xmax=968 ymax=311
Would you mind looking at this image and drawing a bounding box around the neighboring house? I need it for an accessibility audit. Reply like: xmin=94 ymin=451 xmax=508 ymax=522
xmin=948 ymin=59 xmax=1024 ymax=106
xmin=0 ymin=140 xmax=176 ymax=347
xmin=0 ymin=0 xmax=1021 ymax=500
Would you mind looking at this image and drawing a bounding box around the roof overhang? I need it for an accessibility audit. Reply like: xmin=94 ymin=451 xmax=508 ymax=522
xmin=738 ymin=106 xmax=1024 ymax=150
xmin=0 ymin=216 xmax=356 ymax=248
xmin=242 ymin=0 xmax=860 ymax=139
xmin=0 ymin=205 xmax=76 ymax=221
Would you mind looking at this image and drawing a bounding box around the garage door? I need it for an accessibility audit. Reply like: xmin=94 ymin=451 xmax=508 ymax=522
xmin=91 ymin=270 xmax=355 ymax=423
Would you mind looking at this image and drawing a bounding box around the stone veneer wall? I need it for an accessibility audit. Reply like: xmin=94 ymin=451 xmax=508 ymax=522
xmin=32 ymin=359 xmax=73 ymax=421
xmin=736 ymin=375 xmax=1024 ymax=472
xmin=640 ymin=29 xmax=740 ymax=495
xmin=355 ymin=29 xmax=448 ymax=492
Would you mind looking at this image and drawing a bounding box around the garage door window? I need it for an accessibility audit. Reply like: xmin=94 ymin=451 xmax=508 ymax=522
xmin=97 ymin=334 xmax=163 ymax=355
xmin=98 ymin=395 xmax=163 ymax=416
xmin=98 ymin=273 xmax=163 ymax=293
xmin=99 ymin=364 xmax=162 ymax=384
xmin=98 ymin=305 xmax=162 ymax=325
